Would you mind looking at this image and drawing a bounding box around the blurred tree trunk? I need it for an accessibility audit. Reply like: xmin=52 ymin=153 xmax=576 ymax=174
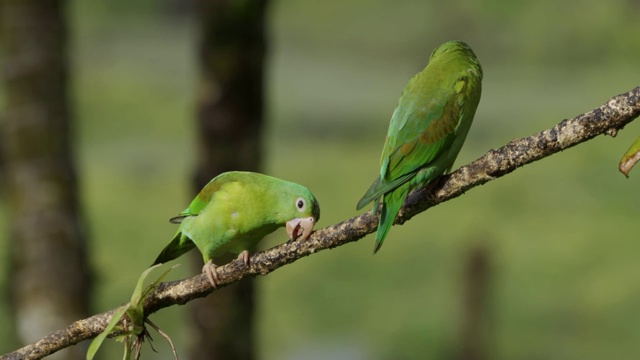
xmin=0 ymin=1 xmax=91 ymax=360
xmin=457 ymin=245 xmax=492 ymax=360
xmin=189 ymin=0 xmax=268 ymax=359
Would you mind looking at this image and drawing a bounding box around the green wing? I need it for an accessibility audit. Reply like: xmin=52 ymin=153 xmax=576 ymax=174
xmin=173 ymin=176 xmax=223 ymax=220
xmin=152 ymin=175 xmax=232 ymax=265
xmin=383 ymin=74 xmax=468 ymax=182
xmin=357 ymin=73 xmax=469 ymax=210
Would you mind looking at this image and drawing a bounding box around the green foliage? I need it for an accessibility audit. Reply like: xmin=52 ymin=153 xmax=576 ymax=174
xmin=86 ymin=264 xmax=177 ymax=360
xmin=86 ymin=306 xmax=128 ymax=360
xmin=619 ymin=135 xmax=640 ymax=177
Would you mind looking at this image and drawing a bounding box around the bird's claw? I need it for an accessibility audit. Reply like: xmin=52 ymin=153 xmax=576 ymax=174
xmin=202 ymin=260 xmax=220 ymax=288
xmin=237 ymin=250 xmax=250 ymax=267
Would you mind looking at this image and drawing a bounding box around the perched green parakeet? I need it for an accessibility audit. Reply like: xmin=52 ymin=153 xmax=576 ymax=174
xmin=153 ymin=171 xmax=320 ymax=287
xmin=356 ymin=40 xmax=483 ymax=253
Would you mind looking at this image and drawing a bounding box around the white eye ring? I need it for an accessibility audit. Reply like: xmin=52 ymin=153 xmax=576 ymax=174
xmin=295 ymin=197 xmax=306 ymax=212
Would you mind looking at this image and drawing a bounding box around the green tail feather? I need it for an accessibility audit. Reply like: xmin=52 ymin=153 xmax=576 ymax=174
xmin=152 ymin=231 xmax=196 ymax=265
xmin=372 ymin=197 xmax=381 ymax=216
xmin=357 ymin=173 xmax=414 ymax=211
xmin=357 ymin=177 xmax=382 ymax=210
xmin=373 ymin=185 xmax=409 ymax=253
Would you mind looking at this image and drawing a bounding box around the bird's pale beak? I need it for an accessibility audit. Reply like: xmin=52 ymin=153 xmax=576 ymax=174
xmin=286 ymin=217 xmax=316 ymax=241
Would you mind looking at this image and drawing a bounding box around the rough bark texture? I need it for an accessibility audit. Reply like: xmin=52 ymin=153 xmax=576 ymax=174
xmin=189 ymin=0 xmax=268 ymax=359
xmin=2 ymin=87 xmax=639 ymax=360
xmin=0 ymin=1 xmax=91 ymax=360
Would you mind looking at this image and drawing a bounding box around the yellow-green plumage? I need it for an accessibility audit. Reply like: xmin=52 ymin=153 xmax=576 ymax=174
xmin=153 ymin=172 xmax=320 ymax=278
xmin=357 ymin=40 xmax=483 ymax=253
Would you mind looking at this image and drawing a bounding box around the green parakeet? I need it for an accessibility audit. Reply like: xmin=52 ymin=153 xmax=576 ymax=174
xmin=153 ymin=171 xmax=320 ymax=287
xmin=356 ymin=40 xmax=483 ymax=253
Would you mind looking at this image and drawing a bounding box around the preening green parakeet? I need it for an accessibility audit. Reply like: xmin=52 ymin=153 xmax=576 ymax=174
xmin=153 ymin=171 xmax=320 ymax=287
xmin=356 ymin=40 xmax=483 ymax=253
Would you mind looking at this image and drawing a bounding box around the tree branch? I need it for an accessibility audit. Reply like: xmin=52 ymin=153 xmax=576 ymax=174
xmin=3 ymin=86 xmax=640 ymax=360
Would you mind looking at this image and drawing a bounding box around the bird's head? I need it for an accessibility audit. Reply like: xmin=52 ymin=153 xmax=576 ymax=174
xmin=284 ymin=187 xmax=320 ymax=241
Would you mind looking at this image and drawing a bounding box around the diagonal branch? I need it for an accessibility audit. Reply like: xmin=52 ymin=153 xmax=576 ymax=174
xmin=3 ymin=86 xmax=640 ymax=360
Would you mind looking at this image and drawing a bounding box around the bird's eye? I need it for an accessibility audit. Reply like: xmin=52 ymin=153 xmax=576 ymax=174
xmin=296 ymin=197 xmax=306 ymax=212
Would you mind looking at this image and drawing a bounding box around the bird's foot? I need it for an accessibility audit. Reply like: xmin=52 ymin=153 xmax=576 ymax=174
xmin=202 ymin=260 xmax=220 ymax=288
xmin=237 ymin=250 xmax=250 ymax=267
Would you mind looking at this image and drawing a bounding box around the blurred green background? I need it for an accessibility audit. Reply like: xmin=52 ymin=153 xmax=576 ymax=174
xmin=1 ymin=0 xmax=640 ymax=359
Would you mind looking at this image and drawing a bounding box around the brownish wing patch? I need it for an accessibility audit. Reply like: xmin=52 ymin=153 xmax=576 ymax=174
xmin=418 ymin=77 xmax=468 ymax=145
xmin=400 ymin=139 xmax=417 ymax=155
xmin=418 ymin=106 xmax=457 ymax=145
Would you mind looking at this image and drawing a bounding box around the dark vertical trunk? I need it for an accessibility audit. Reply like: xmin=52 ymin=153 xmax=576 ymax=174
xmin=457 ymin=245 xmax=492 ymax=360
xmin=0 ymin=1 xmax=91 ymax=359
xmin=190 ymin=1 xmax=268 ymax=359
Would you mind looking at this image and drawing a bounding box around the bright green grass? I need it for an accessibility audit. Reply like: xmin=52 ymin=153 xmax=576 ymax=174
xmin=1 ymin=1 xmax=640 ymax=359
